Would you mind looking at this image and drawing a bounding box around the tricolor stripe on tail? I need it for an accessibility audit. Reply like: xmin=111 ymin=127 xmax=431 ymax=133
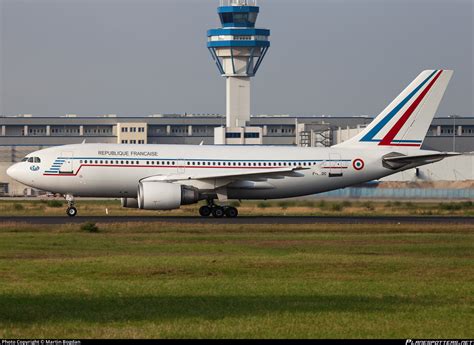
xmin=336 ymin=70 xmax=453 ymax=149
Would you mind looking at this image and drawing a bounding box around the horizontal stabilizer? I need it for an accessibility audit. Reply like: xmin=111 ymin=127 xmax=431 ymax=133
xmin=382 ymin=152 xmax=461 ymax=170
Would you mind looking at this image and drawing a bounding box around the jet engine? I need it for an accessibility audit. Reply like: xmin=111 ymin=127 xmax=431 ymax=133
xmin=137 ymin=181 xmax=201 ymax=210
xmin=121 ymin=198 xmax=139 ymax=209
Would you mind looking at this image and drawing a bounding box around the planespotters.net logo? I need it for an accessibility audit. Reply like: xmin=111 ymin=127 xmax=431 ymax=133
xmin=406 ymin=340 xmax=474 ymax=345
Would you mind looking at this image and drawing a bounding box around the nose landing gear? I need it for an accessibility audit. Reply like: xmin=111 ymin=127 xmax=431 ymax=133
xmin=65 ymin=194 xmax=77 ymax=217
xmin=67 ymin=206 xmax=78 ymax=217
xmin=199 ymin=199 xmax=239 ymax=218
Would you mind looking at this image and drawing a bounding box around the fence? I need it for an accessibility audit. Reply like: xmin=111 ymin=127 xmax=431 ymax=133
xmin=313 ymin=188 xmax=474 ymax=200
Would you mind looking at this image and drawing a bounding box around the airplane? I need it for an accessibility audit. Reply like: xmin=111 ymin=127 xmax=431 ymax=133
xmin=7 ymin=70 xmax=460 ymax=218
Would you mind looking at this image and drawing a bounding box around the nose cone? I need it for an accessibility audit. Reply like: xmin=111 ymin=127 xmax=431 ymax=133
xmin=6 ymin=164 xmax=19 ymax=179
xmin=7 ymin=162 xmax=32 ymax=186
xmin=7 ymin=162 xmax=38 ymax=188
xmin=6 ymin=163 xmax=27 ymax=184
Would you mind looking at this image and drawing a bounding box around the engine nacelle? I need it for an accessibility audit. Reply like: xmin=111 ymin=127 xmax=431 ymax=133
xmin=121 ymin=198 xmax=139 ymax=209
xmin=137 ymin=181 xmax=200 ymax=210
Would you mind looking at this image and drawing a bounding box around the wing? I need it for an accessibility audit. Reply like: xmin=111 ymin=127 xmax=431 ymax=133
xmin=140 ymin=166 xmax=309 ymax=196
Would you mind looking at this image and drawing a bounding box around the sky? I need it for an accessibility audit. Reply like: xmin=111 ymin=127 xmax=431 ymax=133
xmin=0 ymin=0 xmax=472 ymax=117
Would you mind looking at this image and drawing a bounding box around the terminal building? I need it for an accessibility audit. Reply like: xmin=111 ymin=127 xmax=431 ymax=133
xmin=1 ymin=114 xmax=473 ymax=196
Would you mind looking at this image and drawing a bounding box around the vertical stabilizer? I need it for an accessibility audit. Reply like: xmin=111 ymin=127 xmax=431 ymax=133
xmin=336 ymin=70 xmax=453 ymax=148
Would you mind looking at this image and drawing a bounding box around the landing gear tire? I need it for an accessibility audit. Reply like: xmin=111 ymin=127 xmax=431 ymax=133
xmin=65 ymin=194 xmax=77 ymax=218
xmin=225 ymin=207 xmax=238 ymax=218
xmin=211 ymin=207 xmax=225 ymax=218
xmin=199 ymin=205 xmax=212 ymax=217
xmin=67 ymin=207 xmax=77 ymax=217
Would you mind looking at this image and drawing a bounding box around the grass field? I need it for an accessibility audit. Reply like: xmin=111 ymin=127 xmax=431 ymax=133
xmin=1 ymin=199 xmax=473 ymax=217
xmin=0 ymin=221 xmax=472 ymax=338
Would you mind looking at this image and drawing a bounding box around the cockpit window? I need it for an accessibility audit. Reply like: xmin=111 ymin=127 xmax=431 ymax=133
xmin=26 ymin=157 xmax=41 ymax=163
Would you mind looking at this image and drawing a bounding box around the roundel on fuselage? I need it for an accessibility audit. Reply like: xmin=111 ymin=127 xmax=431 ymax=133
xmin=353 ymin=158 xmax=365 ymax=171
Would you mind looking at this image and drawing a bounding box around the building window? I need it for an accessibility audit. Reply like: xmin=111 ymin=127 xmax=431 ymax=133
xmin=122 ymin=127 xmax=128 ymax=133
xmin=122 ymin=140 xmax=128 ymax=144
xmin=226 ymin=133 xmax=241 ymax=139
xmin=244 ymin=133 xmax=260 ymax=139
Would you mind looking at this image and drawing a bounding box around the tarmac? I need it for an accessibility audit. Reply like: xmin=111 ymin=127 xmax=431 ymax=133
xmin=1 ymin=216 xmax=473 ymax=225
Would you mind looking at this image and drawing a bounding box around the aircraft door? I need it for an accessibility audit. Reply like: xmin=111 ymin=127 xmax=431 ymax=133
xmin=177 ymin=160 xmax=185 ymax=174
xmin=328 ymin=153 xmax=343 ymax=178
xmin=59 ymin=152 xmax=74 ymax=173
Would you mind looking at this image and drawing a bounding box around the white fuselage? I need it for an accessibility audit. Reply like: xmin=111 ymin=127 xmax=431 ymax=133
xmin=7 ymin=143 xmax=423 ymax=200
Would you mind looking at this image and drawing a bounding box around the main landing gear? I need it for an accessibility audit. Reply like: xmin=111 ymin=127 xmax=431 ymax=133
xmin=65 ymin=194 xmax=77 ymax=217
xmin=199 ymin=200 xmax=239 ymax=218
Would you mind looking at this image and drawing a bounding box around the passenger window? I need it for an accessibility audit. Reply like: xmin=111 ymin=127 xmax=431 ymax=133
xmin=28 ymin=157 xmax=34 ymax=163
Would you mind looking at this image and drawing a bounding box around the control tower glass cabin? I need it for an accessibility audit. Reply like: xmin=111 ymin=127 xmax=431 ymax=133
xmin=208 ymin=0 xmax=270 ymax=128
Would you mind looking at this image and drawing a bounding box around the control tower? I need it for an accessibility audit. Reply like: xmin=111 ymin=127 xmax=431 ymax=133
xmin=208 ymin=0 xmax=270 ymax=144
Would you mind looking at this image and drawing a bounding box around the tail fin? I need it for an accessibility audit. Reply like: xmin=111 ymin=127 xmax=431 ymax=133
xmin=336 ymin=70 xmax=453 ymax=148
